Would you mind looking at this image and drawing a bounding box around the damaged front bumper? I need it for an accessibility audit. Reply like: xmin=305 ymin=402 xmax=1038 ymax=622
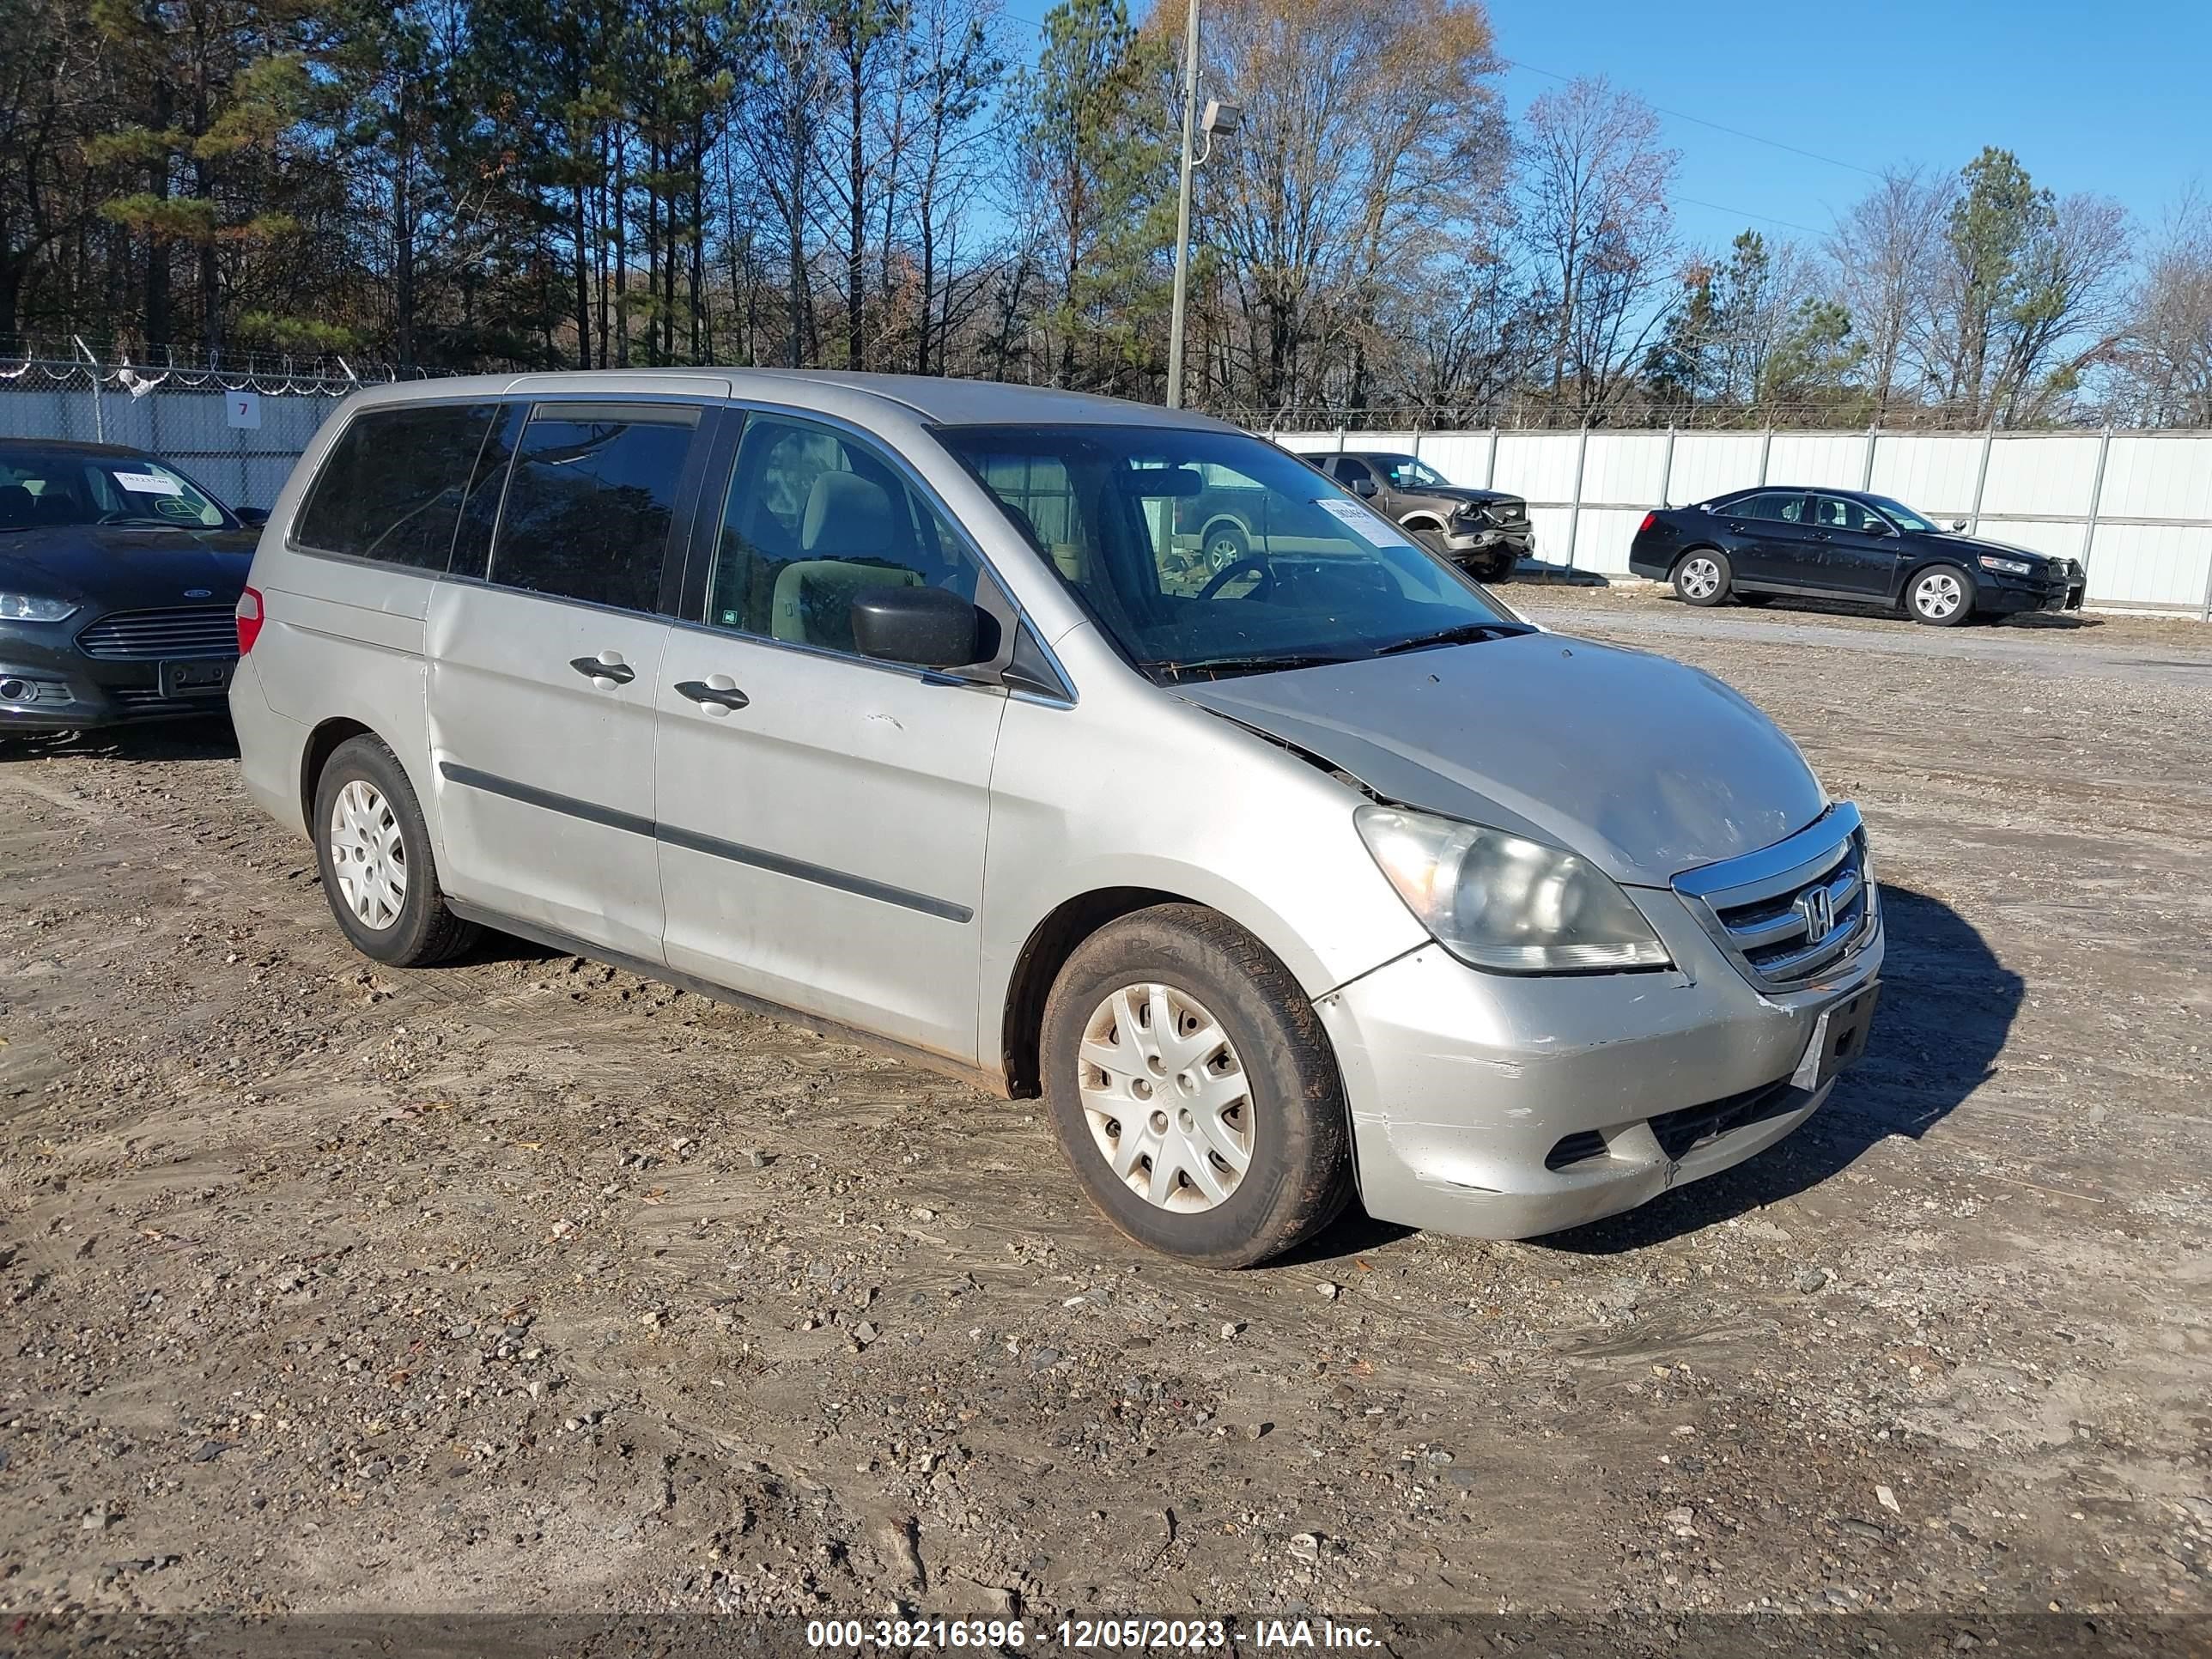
xmin=1315 ymin=887 xmax=1883 ymax=1240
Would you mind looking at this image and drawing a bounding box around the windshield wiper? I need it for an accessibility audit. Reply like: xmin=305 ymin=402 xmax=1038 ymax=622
xmin=1370 ymin=622 xmax=1534 ymax=658
xmin=1146 ymin=653 xmax=1354 ymax=682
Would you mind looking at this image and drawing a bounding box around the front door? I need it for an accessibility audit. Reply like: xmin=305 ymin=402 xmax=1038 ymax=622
xmin=653 ymin=410 xmax=1008 ymax=1064
xmin=427 ymin=398 xmax=709 ymax=962
xmin=1810 ymin=495 xmax=1908 ymax=597
xmin=1719 ymin=490 xmax=1819 ymax=585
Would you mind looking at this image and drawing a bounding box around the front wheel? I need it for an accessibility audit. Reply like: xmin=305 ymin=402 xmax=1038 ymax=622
xmin=1673 ymin=550 xmax=1731 ymax=606
xmin=1203 ymin=522 xmax=1250 ymax=573
xmin=312 ymin=734 xmax=479 ymax=967
xmin=1041 ymin=905 xmax=1352 ymax=1267
xmin=1906 ymin=563 xmax=1975 ymax=626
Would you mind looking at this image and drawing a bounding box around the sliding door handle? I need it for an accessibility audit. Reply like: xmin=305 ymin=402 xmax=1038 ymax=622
xmin=570 ymin=654 xmax=636 ymax=685
xmin=675 ymin=677 xmax=750 ymax=715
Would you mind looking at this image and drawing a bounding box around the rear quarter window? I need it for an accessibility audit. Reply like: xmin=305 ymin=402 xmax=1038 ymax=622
xmin=294 ymin=403 xmax=499 ymax=569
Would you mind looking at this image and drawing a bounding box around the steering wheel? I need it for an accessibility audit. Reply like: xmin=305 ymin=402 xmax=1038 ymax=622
xmin=1196 ymin=556 xmax=1275 ymax=601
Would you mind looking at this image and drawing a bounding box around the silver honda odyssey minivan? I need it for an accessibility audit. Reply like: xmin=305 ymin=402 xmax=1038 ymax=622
xmin=230 ymin=371 xmax=1881 ymax=1266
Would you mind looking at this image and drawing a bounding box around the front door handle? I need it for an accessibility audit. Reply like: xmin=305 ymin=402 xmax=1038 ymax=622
xmin=674 ymin=676 xmax=750 ymax=715
xmin=571 ymin=653 xmax=635 ymax=686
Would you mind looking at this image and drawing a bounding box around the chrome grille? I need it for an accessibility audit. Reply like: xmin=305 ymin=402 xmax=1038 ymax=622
xmin=1674 ymin=805 xmax=1879 ymax=992
xmin=75 ymin=605 xmax=237 ymax=661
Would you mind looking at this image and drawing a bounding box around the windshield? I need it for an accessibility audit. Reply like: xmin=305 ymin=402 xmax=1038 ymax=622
xmin=936 ymin=424 xmax=1526 ymax=680
xmin=1374 ymin=454 xmax=1449 ymax=489
xmin=1863 ymin=495 xmax=1936 ymax=534
xmin=0 ymin=447 xmax=232 ymax=532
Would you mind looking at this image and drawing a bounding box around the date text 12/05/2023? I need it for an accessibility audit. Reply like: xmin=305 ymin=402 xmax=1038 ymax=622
xmin=804 ymin=1617 xmax=1382 ymax=1650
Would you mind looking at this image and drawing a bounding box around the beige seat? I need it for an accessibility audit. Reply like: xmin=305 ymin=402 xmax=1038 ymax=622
xmin=770 ymin=471 xmax=921 ymax=652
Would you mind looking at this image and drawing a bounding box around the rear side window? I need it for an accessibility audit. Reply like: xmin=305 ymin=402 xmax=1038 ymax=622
xmin=1730 ymin=492 xmax=1808 ymax=524
xmin=294 ymin=403 xmax=496 ymax=568
xmin=488 ymin=402 xmax=701 ymax=612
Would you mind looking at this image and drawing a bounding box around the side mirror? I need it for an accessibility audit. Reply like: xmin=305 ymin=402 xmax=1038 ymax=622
xmin=1950 ymin=518 xmax=1969 ymax=532
xmin=234 ymin=506 xmax=270 ymax=527
xmin=1864 ymin=517 xmax=1893 ymax=536
xmin=1349 ymin=477 xmax=1378 ymax=499
xmin=850 ymin=585 xmax=994 ymax=668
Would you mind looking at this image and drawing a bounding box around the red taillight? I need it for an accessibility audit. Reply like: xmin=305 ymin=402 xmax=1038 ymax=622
xmin=1637 ymin=512 xmax=1656 ymax=535
xmin=235 ymin=586 xmax=264 ymax=654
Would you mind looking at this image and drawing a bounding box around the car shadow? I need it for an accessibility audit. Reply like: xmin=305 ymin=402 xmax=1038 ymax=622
xmin=1675 ymin=592 xmax=2104 ymax=630
xmin=1287 ymin=883 xmax=2019 ymax=1266
xmin=1535 ymin=883 xmax=2020 ymax=1254
xmin=0 ymin=713 xmax=239 ymax=763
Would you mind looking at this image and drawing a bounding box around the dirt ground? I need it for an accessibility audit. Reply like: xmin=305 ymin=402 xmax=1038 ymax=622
xmin=2 ymin=586 xmax=2208 ymax=1638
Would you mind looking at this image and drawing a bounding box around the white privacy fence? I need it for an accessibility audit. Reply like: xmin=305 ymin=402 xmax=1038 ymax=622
xmin=1275 ymin=426 xmax=2212 ymax=619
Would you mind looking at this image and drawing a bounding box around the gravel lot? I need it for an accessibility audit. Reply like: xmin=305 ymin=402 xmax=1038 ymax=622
xmin=2 ymin=586 xmax=2208 ymax=1636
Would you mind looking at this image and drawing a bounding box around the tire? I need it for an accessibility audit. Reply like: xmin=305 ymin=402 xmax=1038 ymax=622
xmin=1673 ymin=549 xmax=1731 ymax=606
xmin=1203 ymin=521 xmax=1250 ymax=573
xmin=1402 ymin=520 xmax=1448 ymax=556
xmin=1040 ymin=904 xmax=1353 ymax=1267
xmin=311 ymin=733 xmax=478 ymax=968
xmin=1905 ymin=562 xmax=1975 ymax=627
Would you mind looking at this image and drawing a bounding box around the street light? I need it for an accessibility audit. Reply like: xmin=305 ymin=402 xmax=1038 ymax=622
xmin=1165 ymin=2 xmax=1236 ymax=411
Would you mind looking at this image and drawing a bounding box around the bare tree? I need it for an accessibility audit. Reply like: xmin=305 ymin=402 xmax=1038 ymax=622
xmin=1518 ymin=76 xmax=1678 ymax=422
xmin=1192 ymin=0 xmax=1505 ymax=417
xmin=1827 ymin=165 xmax=1948 ymax=420
xmin=2123 ymin=187 xmax=2212 ymax=426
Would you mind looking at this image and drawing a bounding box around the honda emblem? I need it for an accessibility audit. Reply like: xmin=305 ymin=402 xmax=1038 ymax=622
xmin=1798 ymin=884 xmax=1835 ymax=939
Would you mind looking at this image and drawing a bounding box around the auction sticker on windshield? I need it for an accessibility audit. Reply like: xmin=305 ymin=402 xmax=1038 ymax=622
xmin=113 ymin=471 xmax=184 ymax=495
xmin=1312 ymin=495 xmax=1418 ymax=548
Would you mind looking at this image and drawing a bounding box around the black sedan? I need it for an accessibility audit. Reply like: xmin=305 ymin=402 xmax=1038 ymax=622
xmin=0 ymin=440 xmax=263 ymax=732
xmin=1628 ymin=486 xmax=2086 ymax=625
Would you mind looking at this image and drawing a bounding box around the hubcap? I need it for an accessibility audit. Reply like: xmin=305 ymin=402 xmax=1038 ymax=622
xmin=327 ymin=779 xmax=407 ymax=929
xmin=1079 ymin=982 xmax=1253 ymax=1213
xmin=1206 ymin=538 xmax=1244 ymax=572
xmin=1680 ymin=556 xmax=1720 ymax=599
xmin=1916 ymin=571 xmax=1962 ymax=617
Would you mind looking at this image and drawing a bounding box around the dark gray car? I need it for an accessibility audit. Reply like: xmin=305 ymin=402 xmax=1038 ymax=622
xmin=1317 ymin=451 xmax=1531 ymax=581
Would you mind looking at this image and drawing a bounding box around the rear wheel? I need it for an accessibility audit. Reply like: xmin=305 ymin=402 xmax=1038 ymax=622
xmin=1673 ymin=550 xmax=1731 ymax=606
xmin=1041 ymin=904 xmax=1352 ymax=1267
xmin=1906 ymin=563 xmax=1975 ymax=626
xmin=312 ymin=734 xmax=478 ymax=967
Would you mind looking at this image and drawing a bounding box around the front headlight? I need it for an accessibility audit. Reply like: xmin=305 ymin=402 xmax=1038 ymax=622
xmin=0 ymin=592 xmax=79 ymax=623
xmin=1977 ymin=555 xmax=2034 ymax=577
xmin=1355 ymin=805 xmax=1670 ymax=974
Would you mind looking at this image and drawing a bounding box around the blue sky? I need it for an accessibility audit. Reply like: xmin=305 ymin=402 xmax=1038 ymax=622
xmin=998 ymin=0 xmax=2210 ymax=255
xmin=1492 ymin=0 xmax=2211 ymax=253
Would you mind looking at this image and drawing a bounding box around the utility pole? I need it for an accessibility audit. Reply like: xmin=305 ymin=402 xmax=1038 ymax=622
xmin=1164 ymin=0 xmax=1202 ymax=410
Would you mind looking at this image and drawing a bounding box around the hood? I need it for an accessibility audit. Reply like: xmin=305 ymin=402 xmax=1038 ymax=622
xmin=0 ymin=524 xmax=255 ymax=611
xmin=1417 ymin=485 xmax=1517 ymax=509
xmin=1175 ymin=632 xmax=1827 ymax=886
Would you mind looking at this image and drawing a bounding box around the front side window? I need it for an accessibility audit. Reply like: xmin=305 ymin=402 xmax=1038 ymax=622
xmin=488 ymin=402 xmax=700 ymax=611
xmin=0 ymin=447 xmax=230 ymax=532
xmin=704 ymin=413 xmax=981 ymax=657
xmin=1333 ymin=456 xmax=1374 ymax=488
xmin=294 ymin=403 xmax=495 ymax=568
xmin=1730 ymin=492 xmax=1808 ymax=525
xmin=1814 ymin=495 xmax=1887 ymax=534
xmin=937 ymin=424 xmax=1525 ymax=681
